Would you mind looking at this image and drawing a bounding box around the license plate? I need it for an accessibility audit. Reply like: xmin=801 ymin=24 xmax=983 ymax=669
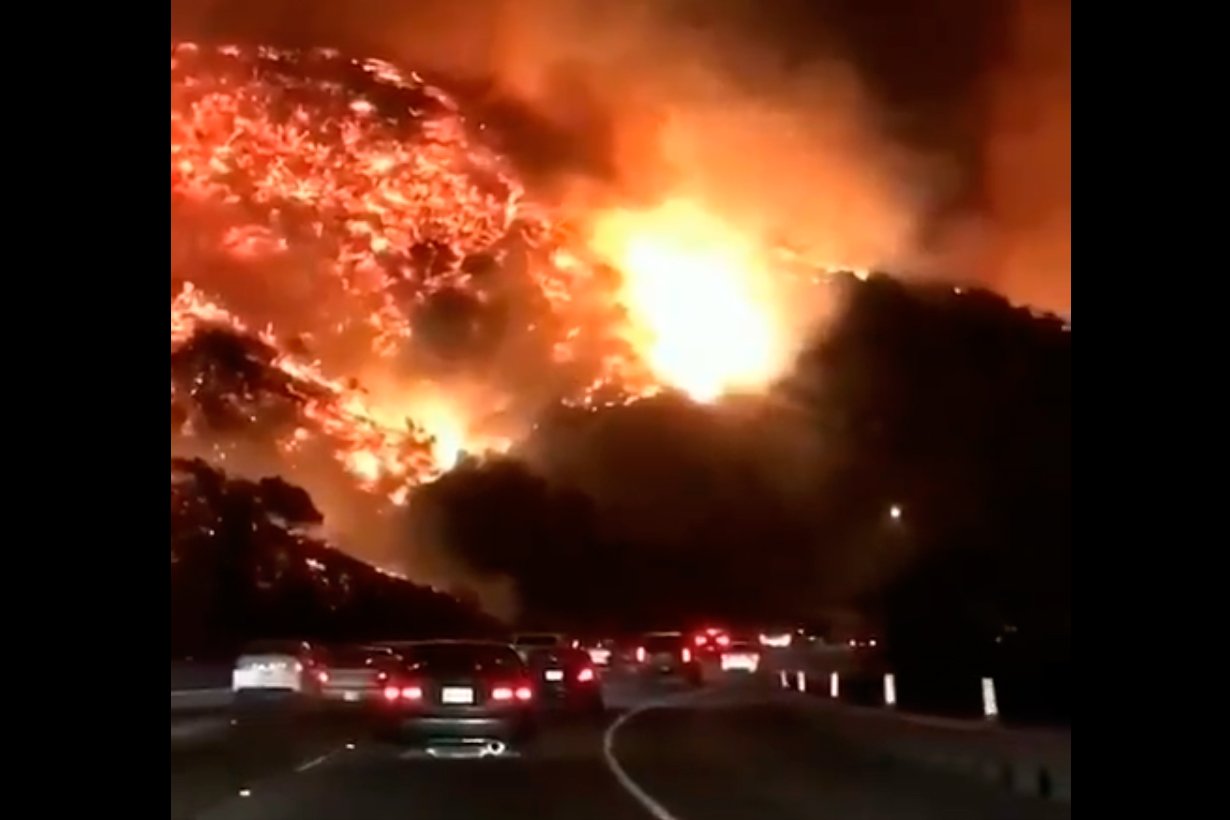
xmin=343 ymin=691 xmax=361 ymax=702
xmin=544 ymin=669 xmax=564 ymax=681
xmin=442 ymin=686 xmax=474 ymax=704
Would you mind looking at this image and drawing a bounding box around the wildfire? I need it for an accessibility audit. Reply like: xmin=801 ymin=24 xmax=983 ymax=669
xmin=169 ymin=42 xmax=641 ymax=506
xmin=169 ymin=41 xmax=841 ymax=513
xmin=588 ymin=199 xmax=785 ymax=402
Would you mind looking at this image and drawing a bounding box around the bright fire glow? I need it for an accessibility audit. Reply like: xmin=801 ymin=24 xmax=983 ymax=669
xmin=589 ymin=200 xmax=785 ymax=402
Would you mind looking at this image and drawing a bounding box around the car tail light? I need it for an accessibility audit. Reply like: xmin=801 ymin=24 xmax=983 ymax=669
xmin=377 ymin=671 xmax=388 ymax=682
xmin=635 ymin=646 xmax=646 ymax=663
xmin=492 ymin=686 xmax=514 ymax=701
xmin=515 ymin=686 xmax=533 ymax=701
xmin=383 ymin=684 xmax=422 ymax=701
xmin=682 ymin=647 xmax=692 ymax=663
xmin=694 ymin=635 xmax=707 ymax=646
xmin=716 ymin=634 xmax=731 ymax=647
xmin=317 ymin=670 xmax=329 ymax=684
xmin=577 ymin=667 xmax=596 ymax=683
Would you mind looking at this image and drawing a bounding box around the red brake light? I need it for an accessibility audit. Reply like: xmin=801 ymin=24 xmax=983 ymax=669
xmin=317 ymin=670 xmax=329 ymax=684
xmin=492 ymin=686 xmax=514 ymax=701
xmin=383 ymin=684 xmax=422 ymax=701
xmin=515 ymin=686 xmax=533 ymax=701
xmin=682 ymin=647 xmax=692 ymax=663
xmin=694 ymin=635 xmax=707 ymax=646
xmin=377 ymin=671 xmax=388 ymax=682
xmin=635 ymin=646 xmax=646 ymax=663
xmin=577 ymin=667 xmax=596 ymax=683
xmin=716 ymin=634 xmax=731 ymax=647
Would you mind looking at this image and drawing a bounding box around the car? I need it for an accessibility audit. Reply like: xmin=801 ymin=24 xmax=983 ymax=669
xmin=231 ymin=639 xmax=327 ymax=706
xmin=691 ymin=626 xmax=732 ymax=656
xmin=511 ymin=632 xmax=570 ymax=661
xmin=318 ymin=645 xmax=403 ymax=706
xmin=719 ymin=641 xmax=762 ymax=673
xmin=522 ymin=646 xmax=604 ymax=715
xmin=581 ymin=638 xmax=617 ymax=668
xmin=757 ymin=630 xmax=794 ymax=649
xmin=374 ymin=640 xmax=537 ymax=757
xmin=634 ymin=632 xmax=702 ymax=685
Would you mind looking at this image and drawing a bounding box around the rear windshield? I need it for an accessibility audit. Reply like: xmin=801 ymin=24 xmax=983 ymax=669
xmin=242 ymin=640 xmax=308 ymax=656
xmin=400 ymin=643 xmax=523 ymax=673
xmin=514 ymin=634 xmax=562 ymax=647
xmin=644 ymin=635 xmax=683 ymax=651
xmin=330 ymin=646 xmax=396 ymax=666
xmin=524 ymin=647 xmax=589 ymax=668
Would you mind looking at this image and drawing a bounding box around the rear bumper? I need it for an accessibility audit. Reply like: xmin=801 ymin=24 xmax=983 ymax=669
xmin=320 ymin=688 xmax=381 ymax=706
xmin=389 ymin=711 xmax=535 ymax=742
xmin=233 ymin=687 xmax=304 ymax=702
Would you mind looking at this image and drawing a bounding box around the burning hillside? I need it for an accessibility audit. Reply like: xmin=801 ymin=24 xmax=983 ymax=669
xmin=171 ymin=43 xmax=651 ymax=512
xmin=170 ymin=41 xmax=854 ymax=535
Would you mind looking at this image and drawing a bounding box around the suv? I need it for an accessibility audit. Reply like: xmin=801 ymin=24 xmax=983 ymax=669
xmin=634 ymin=632 xmax=702 ymax=685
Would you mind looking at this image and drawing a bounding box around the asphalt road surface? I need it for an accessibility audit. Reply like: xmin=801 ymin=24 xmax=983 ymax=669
xmin=177 ymin=670 xmax=1070 ymax=820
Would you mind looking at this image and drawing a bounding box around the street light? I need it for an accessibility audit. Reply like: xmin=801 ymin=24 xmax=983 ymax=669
xmin=889 ymin=504 xmax=902 ymax=521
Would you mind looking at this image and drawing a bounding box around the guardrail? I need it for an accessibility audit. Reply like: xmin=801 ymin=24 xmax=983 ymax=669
xmin=773 ymin=658 xmax=1071 ymax=803
xmin=171 ymin=662 xmax=233 ymax=716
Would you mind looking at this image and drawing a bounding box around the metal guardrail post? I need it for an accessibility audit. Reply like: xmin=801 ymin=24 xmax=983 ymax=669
xmin=981 ymin=676 xmax=999 ymax=719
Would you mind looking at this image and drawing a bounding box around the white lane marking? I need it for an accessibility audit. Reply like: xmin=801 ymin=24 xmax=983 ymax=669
xmin=294 ymin=751 xmax=334 ymax=773
xmin=603 ymin=689 xmax=706 ymax=820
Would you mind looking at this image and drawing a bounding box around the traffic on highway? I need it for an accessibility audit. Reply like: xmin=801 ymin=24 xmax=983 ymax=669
xmin=172 ymin=628 xmax=1069 ymax=820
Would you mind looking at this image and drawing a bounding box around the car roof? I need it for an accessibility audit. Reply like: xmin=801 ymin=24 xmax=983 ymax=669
xmin=379 ymin=639 xmax=513 ymax=648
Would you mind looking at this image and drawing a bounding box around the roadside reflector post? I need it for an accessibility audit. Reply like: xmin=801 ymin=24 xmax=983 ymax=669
xmin=883 ymin=673 xmax=896 ymax=707
xmin=981 ymin=677 xmax=999 ymax=719
xmin=796 ymin=671 xmax=806 ymax=692
xmin=829 ymin=671 xmax=839 ymax=699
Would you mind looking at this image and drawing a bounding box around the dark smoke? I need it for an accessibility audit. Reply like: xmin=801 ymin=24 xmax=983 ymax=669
xmin=172 ymin=0 xmax=1070 ymax=312
xmin=404 ymin=276 xmax=1071 ymax=628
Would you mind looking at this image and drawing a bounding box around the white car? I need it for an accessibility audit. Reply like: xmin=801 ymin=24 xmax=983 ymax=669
xmin=232 ymin=640 xmax=326 ymax=703
xmin=720 ymin=642 xmax=762 ymax=673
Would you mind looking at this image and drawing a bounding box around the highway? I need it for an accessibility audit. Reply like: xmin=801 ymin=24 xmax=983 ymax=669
xmin=174 ymin=664 xmax=1070 ymax=820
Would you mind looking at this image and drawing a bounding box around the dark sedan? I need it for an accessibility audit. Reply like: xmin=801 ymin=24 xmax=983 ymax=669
xmin=375 ymin=641 xmax=537 ymax=757
xmin=523 ymin=647 xmax=604 ymax=715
